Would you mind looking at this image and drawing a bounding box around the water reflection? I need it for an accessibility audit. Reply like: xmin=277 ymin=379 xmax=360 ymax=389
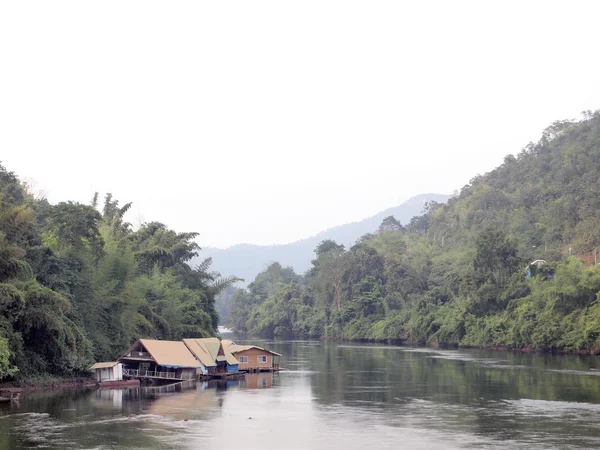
xmin=240 ymin=373 xmax=275 ymax=389
xmin=2 ymin=341 xmax=600 ymax=449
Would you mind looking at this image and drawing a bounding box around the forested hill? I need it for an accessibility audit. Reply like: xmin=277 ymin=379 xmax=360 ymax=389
xmin=195 ymin=193 xmax=450 ymax=284
xmin=229 ymin=111 xmax=600 ymax=353
xmin=0 ymin=170 xmax=236 ymax=381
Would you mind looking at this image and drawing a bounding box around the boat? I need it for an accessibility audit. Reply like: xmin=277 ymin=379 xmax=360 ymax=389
xmin=0 ymin=388 xmax=22 ymax=402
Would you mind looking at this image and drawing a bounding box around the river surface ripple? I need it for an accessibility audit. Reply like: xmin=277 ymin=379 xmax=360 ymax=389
xmin=2 ymin=340 xmax=600 ymax=449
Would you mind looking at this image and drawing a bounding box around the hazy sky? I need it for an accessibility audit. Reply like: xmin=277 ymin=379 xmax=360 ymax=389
xmin=2 ymin=1 xmax=600 ymax=248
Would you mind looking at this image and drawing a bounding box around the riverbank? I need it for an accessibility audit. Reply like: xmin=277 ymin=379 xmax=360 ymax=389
xmin=0 ymin=375 xmax=96 ymax=391
xmin=317 ymin=335 xmax=600 ymax=357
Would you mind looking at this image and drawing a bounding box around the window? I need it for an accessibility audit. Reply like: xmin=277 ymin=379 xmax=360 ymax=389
xmin=258 ymin=355 xmax=267 ymax=363
xmin=238 ymin=356 xmax=248 ymax=363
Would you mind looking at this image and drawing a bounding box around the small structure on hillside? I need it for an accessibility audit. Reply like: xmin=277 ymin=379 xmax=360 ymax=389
xmin=90 ymin=361 xmax=123 ymax=383
xmin=525 ymin=260 xmax=554 ymax=279
xmin=183 ymin=338 xmax=239 ymax=375
xmin=222 ymin=340 xmax=282 ymax=372
xmin=119 ymin=339 xmax=202 ymax=381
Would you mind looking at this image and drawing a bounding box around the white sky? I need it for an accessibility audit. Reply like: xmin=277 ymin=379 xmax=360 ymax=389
xmin=2 ymin=1 xmax=600 ymax=248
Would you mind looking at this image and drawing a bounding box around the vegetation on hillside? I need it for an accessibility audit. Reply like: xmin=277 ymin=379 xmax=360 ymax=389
xmin=229 ymin=111 xmax=600 ymax=353
xmin=194 ymin=193 xmax=450 ymax=286
xmin=0 ymin=169 xmax=236 ymax=381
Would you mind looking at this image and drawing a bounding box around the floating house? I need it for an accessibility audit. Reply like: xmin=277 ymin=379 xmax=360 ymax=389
xmin=119 ymin=339 xmax=203 ymax=381
xmin=90 ymin=361 xmax=123 ymax=383
xmin=89 ymin=362 xmax=140 ymax=388
xmin=97 ymin=337 xmax=281 ymax=384
xmin=183 ymin=338 xmax=239 ymax=375
xmin=222 ymin=340 xmax=282 ymax=372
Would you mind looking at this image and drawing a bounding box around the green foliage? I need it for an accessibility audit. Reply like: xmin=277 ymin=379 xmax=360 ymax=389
xmin=474 ymin=228 xmax=520 ymax=288
xmin=0 ymin=336 xmax=17 ymax=378
xmin=234 ymin=111 xmax=600 ymax=353
xmin=0 ymin=162 xmax=231 ymax=381
xmin=45 ymin=202 xmax=105 ymax=259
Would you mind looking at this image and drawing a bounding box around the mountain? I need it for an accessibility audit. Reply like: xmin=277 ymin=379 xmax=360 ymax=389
xmin=228 ymin=111 xmax=600 ymax=355
xmin=196 ymin=193 xmax=451 ymax=283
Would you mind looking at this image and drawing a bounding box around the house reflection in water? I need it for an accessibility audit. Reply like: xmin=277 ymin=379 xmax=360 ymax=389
xmin=92 ymin=372 xmax=276 ymax=418
xmin=240 ymin=372 xmax=274 ymax=389
xmin=95 ymin=388 xmax=124 ymax=408
xmin=143 ymin=383 xmax=221 ymax=419
xmin=206 ymin=379 xmax=240 ymax=390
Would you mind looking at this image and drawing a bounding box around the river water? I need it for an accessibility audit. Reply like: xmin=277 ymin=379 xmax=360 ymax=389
xmin=3 ymin=340 xmax=600 ymax=449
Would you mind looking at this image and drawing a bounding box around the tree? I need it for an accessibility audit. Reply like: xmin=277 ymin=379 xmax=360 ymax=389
xmin=129 ymin=222 xmax=200 ymax=274
xmin=474 ymin=228 xmax=520 ymax=288
xmin=315 ymin=239 xmax=344 ymax=256
xmin=45 ymin=202 xmax=105 ymax=259
xmin=312 ymin=243 xmax=345 ymax=311
xmin=0 ymin=336 xmax=17 ymax=378
xmin=377 ymin=216 xmax=403 ymax=233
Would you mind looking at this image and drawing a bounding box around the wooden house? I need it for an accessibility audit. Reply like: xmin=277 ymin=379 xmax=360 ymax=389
xmin=183 ymin=338 xmax=239 ymax=375
xmin=89 ymin=361 xmax=140 ymax=388
xmin=119 ymin=339 xmax=202 ymax=381
xmin=222 ymin=340 xmax=281 ymax=372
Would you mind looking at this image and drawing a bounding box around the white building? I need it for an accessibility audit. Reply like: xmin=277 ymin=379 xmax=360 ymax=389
xmin=90 ymin=362 xmax=123 ymax=383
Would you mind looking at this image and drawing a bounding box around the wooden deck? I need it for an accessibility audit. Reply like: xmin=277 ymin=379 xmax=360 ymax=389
xmin=210 ymin=372 xmax=245 ymax=379
xmin=123 ymin=368 xmax=196 ymax=381
xmin=0 ymin=388 xmax=22 ymax=402
xmin=241 ymin=364 xmax=280 ymax=373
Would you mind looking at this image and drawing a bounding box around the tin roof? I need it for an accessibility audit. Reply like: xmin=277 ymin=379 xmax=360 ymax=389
xmin=183 ymin=338 xmax=239 ymax=366
xmin=182 ymin=338 xmax=218 ymax=367
xmin=127 ymin=339 xmax=202 ymax=368
xmin=90 ymin=361 xmax=120 ymax=370
xmin=227 ymin=344 xmax=282 ymax=357
xmin=223 ymin=350 xmax=240 ymax=366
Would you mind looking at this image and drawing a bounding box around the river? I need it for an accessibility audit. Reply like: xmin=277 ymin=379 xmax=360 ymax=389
xmin=2 ymin=340 xmax=600 ymax=449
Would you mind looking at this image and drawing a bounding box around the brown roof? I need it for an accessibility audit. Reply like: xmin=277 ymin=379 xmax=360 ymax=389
xmin=228 ymin=344 xmax=282 ymax=357
xmin=130 ymin=339 xmax=202 ymax=368
xmin=182 ymin=338 xmax=218 ymax=367
xmin=222 ymin=347 xmax=239 ymax=366
xmin=183 ymin=338 xmax=239 ymax=366
xmin=90 ymin=361 xmax=120 ymax=370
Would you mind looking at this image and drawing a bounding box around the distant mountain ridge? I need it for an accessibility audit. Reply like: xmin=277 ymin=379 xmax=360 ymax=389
xmin=194 ymin=193 xmax=451 ymax=284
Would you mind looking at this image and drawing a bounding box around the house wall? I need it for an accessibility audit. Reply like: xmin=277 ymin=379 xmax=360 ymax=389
xmin=120 ymin=360 xmax=156 ymax=373
xmin=115 ymin=364 xmax=123 ymax=380
xmin=235 ymin=349 xmax=273 ymax=371
xmin=175 ymin=368 xmax=197 ymax=379
xmin=96 ymin=364 xmax=123 ymax=382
